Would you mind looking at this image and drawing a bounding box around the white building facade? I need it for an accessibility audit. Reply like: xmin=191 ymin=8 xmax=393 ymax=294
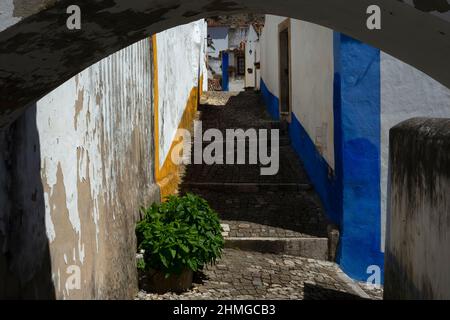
xmin=259 ymin=14 xmax=450 ymax=282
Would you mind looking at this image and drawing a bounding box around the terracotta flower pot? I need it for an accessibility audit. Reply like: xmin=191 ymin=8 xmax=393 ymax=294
xmin=141 ymin=268 xmax=193 ymax=294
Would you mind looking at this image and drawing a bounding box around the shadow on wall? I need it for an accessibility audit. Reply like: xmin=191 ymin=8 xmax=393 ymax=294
xmin=303 ymin=282 xmax=365 ymax=300
xmin=0 ymin=104 xmax=55 ymax=299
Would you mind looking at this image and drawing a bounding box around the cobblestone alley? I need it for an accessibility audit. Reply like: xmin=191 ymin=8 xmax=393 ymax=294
xmin=137 ymin=92 xmax=382 ymax=300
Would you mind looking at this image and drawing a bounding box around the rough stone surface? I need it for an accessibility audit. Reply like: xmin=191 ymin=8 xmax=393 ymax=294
xmin=136 ymin=249 xmax=382 ymax=300
xmin=225 ymin=237 xmax=328 ymax=260
xmin=358 ymin=282 xmax=383 ymax=300
xmin=385 ymin=118 xmax=450 ymax=299
xmin=186 ymin=189 xmax=329 ymax=239
xmin=181 ymin=91 xmax=329 ymax=240
xmin=1 ymin=0 xmax=450 ymax=129
xmin=136 ymin=92 xmax=384 ymax=300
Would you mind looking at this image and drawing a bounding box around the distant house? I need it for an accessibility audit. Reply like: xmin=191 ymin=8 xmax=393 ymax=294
xmin=245 ymin=24 xmax=261 ymax=90
xmin=207 ymin=17 xmax=263 ymax=92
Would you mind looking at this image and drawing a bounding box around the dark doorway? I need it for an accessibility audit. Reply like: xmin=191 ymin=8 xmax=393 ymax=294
xmin=278 ymin=20 xmax=291 ymax=122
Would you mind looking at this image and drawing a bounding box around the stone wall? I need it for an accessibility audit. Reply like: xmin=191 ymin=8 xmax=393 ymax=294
xmin=0 ymin=38 xmax=160 ymax=299
xmin=385 ymin=118 xmax=450 ymax=299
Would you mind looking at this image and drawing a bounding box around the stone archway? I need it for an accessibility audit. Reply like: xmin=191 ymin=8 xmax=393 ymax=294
xmin=1 ymin=0 xmax=450 ymax=127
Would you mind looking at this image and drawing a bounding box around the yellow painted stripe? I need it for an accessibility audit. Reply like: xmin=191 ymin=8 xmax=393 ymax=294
xmin=152 ymin=35 xmax=160 ymax=181
xmin=152 ymin=34 xmax=203 ymax=200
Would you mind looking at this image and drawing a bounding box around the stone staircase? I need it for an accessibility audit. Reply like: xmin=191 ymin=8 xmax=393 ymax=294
xmin=179 ymin=91 xmax=338 ymax=261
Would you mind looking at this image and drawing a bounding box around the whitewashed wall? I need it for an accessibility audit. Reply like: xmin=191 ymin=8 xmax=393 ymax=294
xmin=380 ymin=53 xmax=450 ymax=251
xmin=157 ymin=19 xmax=207 ymax=166
xmin=260 ymin=15 xmax=286 ymax=97
xmin=260 ymin=16 xmax=335 ymax=168
xmin=229 ymin=27 xmax=248 ymax=49
xmin=245 ymin=25 xmax=258 ymax=88
xmin=290 ymin=20 xmax=335 ymax=169
xmin=255 ymin=37 xmax=261 ymax=91
xmin=202 ymin=21 xmax=209 ymax=93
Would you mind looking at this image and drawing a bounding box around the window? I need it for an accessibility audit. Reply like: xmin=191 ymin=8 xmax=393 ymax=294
xmin=237 ymin=56 xmax=245 ymax=75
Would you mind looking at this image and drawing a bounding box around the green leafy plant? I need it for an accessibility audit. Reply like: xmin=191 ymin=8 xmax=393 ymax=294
xmin=136 ymin=193 xmax=224 ymax=276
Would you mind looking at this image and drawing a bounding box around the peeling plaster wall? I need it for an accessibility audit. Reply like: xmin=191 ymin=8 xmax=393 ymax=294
xmin=0 ymin=37 xmax=159 ymax=299
xmin=156 ymin=20 xmax=207 ymax=167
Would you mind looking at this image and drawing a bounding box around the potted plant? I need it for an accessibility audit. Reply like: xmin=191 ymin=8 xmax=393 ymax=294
xmin=136 ymin=193 xmax=224 ymax=293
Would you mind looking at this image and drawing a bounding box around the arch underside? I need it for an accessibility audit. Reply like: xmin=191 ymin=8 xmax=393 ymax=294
xmin=0 ymin=0 xmax=449 ymax=128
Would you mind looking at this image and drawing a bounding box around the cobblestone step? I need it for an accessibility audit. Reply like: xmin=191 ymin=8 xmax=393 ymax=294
xmin=180 ymin=188 xmax=330 ymax=239
xmin=224 ymin=236 xmax=329 ymax=261
xmin=181 ymin=144 xmax=309 ymax=184
xmin=192 ymin=123 xmax=289 ymax=135
xmin=181 ymin=182 xmax=312 ymax=193
xmin=220 ymin=221 xmax=320 ymax=238
xmin=190 ymin=136 xmax=291 ymax=147
xmin=137 ymin=248 xmax=382 ymax=300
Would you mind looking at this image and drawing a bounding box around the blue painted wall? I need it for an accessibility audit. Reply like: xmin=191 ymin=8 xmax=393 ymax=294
xmin=222 ymin=52 xmax=229 ymax=92
xmin=260 ymin=79 xmax=280 ymax=120
xmin=289 ymin=113 xmax=342 ymax=225
xmin=260 ymin=33 xmax=384 ymax=283
xmin=335 ymin=34 xmax=384 ymax=282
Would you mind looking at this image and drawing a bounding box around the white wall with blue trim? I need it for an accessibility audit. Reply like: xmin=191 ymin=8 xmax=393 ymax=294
xmin=260 ymin=15 xmax=284 ymax=120
xmin=290 ymin=19 xmax=335 ymax=170
xmin=259 ymin=14 xmax=450 ymax=283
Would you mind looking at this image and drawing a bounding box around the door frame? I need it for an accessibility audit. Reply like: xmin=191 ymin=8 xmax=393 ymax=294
xmin=278 ymin=18 xmax=292 ymax=123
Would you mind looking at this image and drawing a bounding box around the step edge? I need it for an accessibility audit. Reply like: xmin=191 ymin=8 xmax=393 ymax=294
xmin=225 ymin=237 xmax=329 ymax=241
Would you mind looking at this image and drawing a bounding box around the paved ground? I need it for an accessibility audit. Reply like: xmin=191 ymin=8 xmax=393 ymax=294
xmin=137 ymin=92 xmax=383 ymax=300
xmin=180 ymin=91 xmax=329 ymax=238
xmin=197 ymin=91 xmax=278 ymax=130
xmin=182 ymin=188 xmax=328 ymax=238
xmin=137 ymin=249 xmax=382 ymax=300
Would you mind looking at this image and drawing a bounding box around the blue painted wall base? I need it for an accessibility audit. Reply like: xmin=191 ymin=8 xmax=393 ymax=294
xmin=288 ymin=113 xmax=342 ymax=226
xmin=259 ymin=33 xmax=384 ymax=284
xmin=260 ymin=79 xmax=279 ymax=120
